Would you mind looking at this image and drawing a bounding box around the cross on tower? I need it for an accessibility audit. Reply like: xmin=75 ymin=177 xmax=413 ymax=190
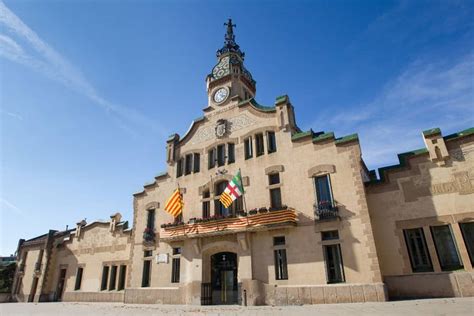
xmin=224 ymin=18 xmax=236 ymax=42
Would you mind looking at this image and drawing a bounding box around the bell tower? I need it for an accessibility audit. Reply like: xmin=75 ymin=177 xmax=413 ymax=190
xmin=206 ymin=19 xmax=256 ymax=109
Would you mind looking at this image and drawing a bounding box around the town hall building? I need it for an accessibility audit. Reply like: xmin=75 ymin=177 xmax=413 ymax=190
xmin=10 ymin=20 xmax=474 ymax=305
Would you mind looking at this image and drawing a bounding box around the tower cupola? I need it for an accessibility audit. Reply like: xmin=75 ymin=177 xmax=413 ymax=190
xmin=206 ymin=19 xmax=256 ymax=109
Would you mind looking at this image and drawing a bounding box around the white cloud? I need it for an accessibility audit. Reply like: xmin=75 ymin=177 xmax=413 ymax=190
xmin=0 ymin=1 xmax=167 ymax=137
xmin=308 ymin=54 xmax=474 ymax=170
xmin=0 ymin=197 xmax=24 ymax=216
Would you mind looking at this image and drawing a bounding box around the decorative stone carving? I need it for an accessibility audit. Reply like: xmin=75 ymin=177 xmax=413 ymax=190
xmin=215 ymin=119 xmax=228 ymax=138
xmin=191 ymin=114 xmax=255 ymax=145
xmin=401 ymin=170 xmax=474 ymax=202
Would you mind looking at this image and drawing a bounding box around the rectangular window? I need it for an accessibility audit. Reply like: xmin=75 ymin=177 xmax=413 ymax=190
xmin=109 ymin=265 xmax=117 ymax=290
xmin=459 ymin=222 xmax=474 ymax=266
xmin=208 ymin=148 xmax=216 ymax=169
xmin=324 ymin=244 xmax=345 ymax=283
xmin=202 ymin=200 xmax=210 ymax=218
xmin=176 ymin=158 xmax=183 ymax=177
xmin=173 ymin=247 xmax=181 ymax=255
xmin=244 ymin=137 xmax=253 ymax=159
xmin=171 ymin=258 xmax=180 ymax=283
xmin=228 ymin=143 xmax=235 ymax=164
xmin=322 ymin=230 xmax=339 ymax=241
xmin=141 ymin=260 xmax=151 ymax=287
xmin=255 ymin=133 xmax=264 ymax=156
xmin=74 ymin=267 xmax=83 ymax=291
xmin=270 ymin=188 xmax=282 ymax=208
xmin=273 ymin=236 xmax=286 ymax=246
xmin=217 ymin=144 xmax=226 ymax=166
xmin=267 ymin=131 xmax=277 ymax=153
xmin=315 ymin=175 xmax=333 ymax=206
xmin=193 ymin=153 xmax=200 ymax=173
xmin=185 ymin=154 xmax=193 ymax=175
xmin=144 ymin=250 xmax=152 ymax=257
xmin=430 ymin=225 xmax=463 ymax=271
xmin=403 ymin=228 xmax=433 ymax=272
xmin=146 ymin=209 xmax=155 ymax=230
xmin=274 ymin=249 xmax=288 ymax=280
xmin=100 ymin=266 xmax=109 ymax=291
xmin=268 ymin=173 xmax=280 ymax=185
xmin=117 ymin=265 xmax=126 ymax=291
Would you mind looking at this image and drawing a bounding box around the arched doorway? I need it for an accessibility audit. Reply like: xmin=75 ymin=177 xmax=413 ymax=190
xmin=211 ymin=252 xmax=238 ymax=305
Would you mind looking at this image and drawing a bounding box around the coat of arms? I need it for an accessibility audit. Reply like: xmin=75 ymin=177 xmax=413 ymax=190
xmin=215 ymin=119 xmax=228 ymax=138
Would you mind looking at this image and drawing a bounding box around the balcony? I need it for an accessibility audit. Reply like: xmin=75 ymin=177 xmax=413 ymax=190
xmin=160 ymin=208 xmax=297 ymax=241
xmin=314 ymin=201 xmax=339 ymax=221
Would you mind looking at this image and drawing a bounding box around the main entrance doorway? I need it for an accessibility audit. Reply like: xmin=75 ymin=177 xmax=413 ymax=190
xmin=210 ymin=252 xmax=238 ymax=305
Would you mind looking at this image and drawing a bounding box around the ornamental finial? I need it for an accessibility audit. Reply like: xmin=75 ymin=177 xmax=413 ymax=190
xmin=216 ymin=18 xmax=245 ymax=59
xmin=224 ymin=18 xmax=236 ymax=43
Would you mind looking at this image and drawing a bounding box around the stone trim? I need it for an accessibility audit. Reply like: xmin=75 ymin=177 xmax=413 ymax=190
xmin=265 ymin=165 xmax=284 ymax=175
xmin=145 ymin=202 xmax=160 ymax=210
xmin=307 ymin=164 xmax=336 ymax=178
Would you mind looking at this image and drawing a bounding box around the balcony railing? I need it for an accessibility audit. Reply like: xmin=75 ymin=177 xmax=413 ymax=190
xmin=143 ymin=227 xmax=156 ymax=243
xmin=160 ymin=208 xmax=297 ymax=241
xmin=314 ymin=201 xmax=339 ymax=221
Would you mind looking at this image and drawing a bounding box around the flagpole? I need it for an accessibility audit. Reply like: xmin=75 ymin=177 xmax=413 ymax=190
xmin=177 ymin=182 xmax=185 ymax=237
xmin=239 ymin=168 xmax=250 ymax=226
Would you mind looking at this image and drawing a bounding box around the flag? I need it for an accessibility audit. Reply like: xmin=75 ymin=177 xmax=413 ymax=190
xmin=219 ymin=170 xmax=244 ymax=208
xmin=164 ymin=188 xmax=183 ymax=217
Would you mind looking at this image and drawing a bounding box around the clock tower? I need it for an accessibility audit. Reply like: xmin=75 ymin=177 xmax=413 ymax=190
xmin=205 ymin=19 xmax=256 ymax=109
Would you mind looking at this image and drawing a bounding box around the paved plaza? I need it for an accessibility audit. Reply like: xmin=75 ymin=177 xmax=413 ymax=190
xmin=1 ymin=298 xmax=473 ymax=316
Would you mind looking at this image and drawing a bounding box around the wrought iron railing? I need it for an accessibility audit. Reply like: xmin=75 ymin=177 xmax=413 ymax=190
xmin=314 ymin=201 xmax=339 ymax=221
xmin=201 ymin=283 xmax=212 ymax=305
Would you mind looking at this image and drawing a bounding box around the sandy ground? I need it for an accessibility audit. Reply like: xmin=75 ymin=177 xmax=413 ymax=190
xmin=1 ymin=298 xmax=473 ymax=316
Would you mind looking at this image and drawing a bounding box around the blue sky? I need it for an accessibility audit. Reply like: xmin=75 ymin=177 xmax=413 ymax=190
xmin=0 ymin=0 xmax=473 ymax=255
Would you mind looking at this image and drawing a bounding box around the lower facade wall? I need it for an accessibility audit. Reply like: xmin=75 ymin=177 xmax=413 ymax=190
xmin=384 ymin=272 xmax=474 ymax=299
xmin=62 ymin=291 xmax=125 ymax=302
xmin=263 ymin=283 xmax=387 ymax=305
xmin=124 ymin=288 xmax=183 ymax=304
xmin=0 ymin=293 xmax=11 ymax=303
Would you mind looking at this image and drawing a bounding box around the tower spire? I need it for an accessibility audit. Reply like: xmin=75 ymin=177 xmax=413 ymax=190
xmin=216 ymin=18 xmax=245 ymax=59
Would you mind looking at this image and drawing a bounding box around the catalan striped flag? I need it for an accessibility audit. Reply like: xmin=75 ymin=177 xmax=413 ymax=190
xmin=164 ymin=188 xmax=183 ymax=217
xmin=219 ymin=170 xmax=244 ymax=208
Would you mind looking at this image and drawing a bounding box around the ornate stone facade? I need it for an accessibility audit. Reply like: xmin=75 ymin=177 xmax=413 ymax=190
xmin=11 ymin=20 xmax=474 ymax=305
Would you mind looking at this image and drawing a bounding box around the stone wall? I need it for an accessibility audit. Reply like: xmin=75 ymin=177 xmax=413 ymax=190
xmin=384 ymin=272 xmax=474 ymax=299
xmin=62 ymin=291 xmax=124 ymax=302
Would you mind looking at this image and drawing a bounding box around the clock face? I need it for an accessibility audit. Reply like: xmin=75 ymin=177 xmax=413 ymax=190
xmin=213 ymin=88 xmax=229 ymax=103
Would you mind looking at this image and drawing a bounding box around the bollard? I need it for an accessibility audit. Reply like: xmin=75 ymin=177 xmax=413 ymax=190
xmin=243 ymin=289 xmax=247 ymax=306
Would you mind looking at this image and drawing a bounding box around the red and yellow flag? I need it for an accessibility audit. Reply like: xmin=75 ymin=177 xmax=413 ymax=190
xmin=164 ymin=188 xmax=183 ymax=217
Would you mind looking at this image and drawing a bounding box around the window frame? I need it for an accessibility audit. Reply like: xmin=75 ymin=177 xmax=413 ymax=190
xmin=323 ymin=244 xmax=345 ymax=284
xmin=193 ymin=153 xmax=200 ymax=173
xmin=227 ymin=143 xmax=235 ymax=164
xmin=208 ymin=148 xmax=216 ymax=169
xmin=244 ymin=137 xmax=253 ymax=159
xmin=267 ymin=131 xmax=277 ymax=154
xmin=141 ymin=260 xmax=151 ymax=288
xmin=100 ymin=266 xmax=109 ymax=291
xmin=117 ymin=265 xmax=126 ymax=291
xmin=274 ymin=248 xmax=288 ymax=280
xmin=255 ymin=133 xmax=264 ymax=156
xmin=403 ymin=228 xmax=434 ymax=273
xmin=430 ymin=225 xmax=463 ymax=271
xmin=217 ymin=144 xmax=226 ymax=167
xmin=459 ymin=222 xmax=474 ymax=267
xmin=108 ymin=265 xmax=117 ymax=291
xmin=184 ymin=154 xmax=193 ymax=175
xmin=74 ymin=267 xmax=83 ymax=291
